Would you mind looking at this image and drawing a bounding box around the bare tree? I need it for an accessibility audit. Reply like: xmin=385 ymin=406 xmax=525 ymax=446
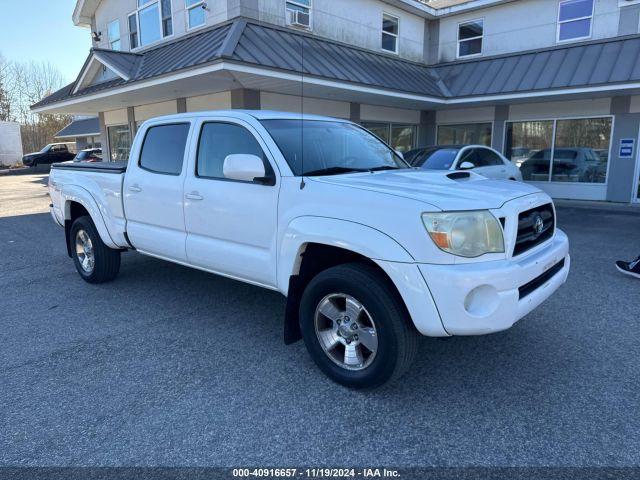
xmin=0 ymin=54 xmax=72 ymax=154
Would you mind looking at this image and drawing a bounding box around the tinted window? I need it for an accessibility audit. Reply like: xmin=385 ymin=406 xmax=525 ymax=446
xmin=475 ymin=148 xmax=504 ymax=166
xmin=197 ymin=123 xmax=268 ymax=180
xmin=413 ymin=147 xmax=459 ymax=170
xmin=139 ymin=123 xmax=190 ymax=175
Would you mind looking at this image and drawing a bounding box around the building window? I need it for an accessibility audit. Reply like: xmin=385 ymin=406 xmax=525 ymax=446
xmin=286 ymin=1 xmax=312 ymax=29
xmin=458 ymin=19 xmax=483 ymax=58
xmin=361 ymin=122 xmax=416 ymax=152
xmin=128 ymin=13 xmax=139 ymax=49
xmin=505 ymin=117 xmax=611 ymax=184
xmin=107 ymin=125 xmax=132 ymax=161
xmin=382 ymin=13 xmax=399 ymax=54
xmin=161 ymin=0 xmax=173 ymax=36
xmin=437 ymin=123 xmax=492 ymax=146
xmin=557 ymin=0 xmax=594 ymax=42
xmin=128 ymin=0 xmax=172 ymax=49
xmin=186 ymin=0 xmax=206 ymax=30
xmin=108 ymin=20 xmax=121 ymax=50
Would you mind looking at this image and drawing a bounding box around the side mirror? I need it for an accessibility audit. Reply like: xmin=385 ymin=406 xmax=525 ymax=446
xmin=459 ymin=161 xmax=475 ymax=170
xmin=223 ymin=154 xmax=268 ymax=183
xmin=395 ymin=150 xmax=405 ymax=160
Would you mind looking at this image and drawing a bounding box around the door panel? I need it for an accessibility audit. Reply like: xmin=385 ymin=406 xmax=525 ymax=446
xmin=184 ymin=120 xmax=279 ymax=287
xmin=123 ymin=122 xmax=191 ymax=261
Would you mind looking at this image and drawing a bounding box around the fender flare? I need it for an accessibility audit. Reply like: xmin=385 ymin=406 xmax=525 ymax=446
xmin=61 ymin=185 xmax=119 ymax=250
xmin=277 ymin=216 xmax=414 ymax=293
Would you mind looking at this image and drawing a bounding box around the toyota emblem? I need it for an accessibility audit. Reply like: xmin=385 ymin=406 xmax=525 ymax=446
xmin=533 ymin=215 xmax=544 ymax=236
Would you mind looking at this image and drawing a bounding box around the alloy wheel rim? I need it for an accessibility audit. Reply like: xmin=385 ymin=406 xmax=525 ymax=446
xmin=314 ymin=293 xmax=378 ymax=371
xmin=75 ymin=229 xmax=95 ymax=273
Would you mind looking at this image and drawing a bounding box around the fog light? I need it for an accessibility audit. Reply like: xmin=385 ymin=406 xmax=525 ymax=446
xmin=464 ymin=285 xmax=500 ymax=317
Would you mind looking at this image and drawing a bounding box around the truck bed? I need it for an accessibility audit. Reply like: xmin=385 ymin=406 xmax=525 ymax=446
xmin=51 ymin=161 xmax=127 ymax=174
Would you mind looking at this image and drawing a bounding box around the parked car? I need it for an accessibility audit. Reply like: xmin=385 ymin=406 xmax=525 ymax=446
xmin=22 ymin=143 xmax=75 ymax=167
xmin=406 ymin=145 xmax=523 ymax=181
xmin=48 ymin=111 xmax=570 ymax=388
xmin=519 ymin=148 xmax=606 ymax=183
xmin=73 ymin=148 xmax=103 ymax=163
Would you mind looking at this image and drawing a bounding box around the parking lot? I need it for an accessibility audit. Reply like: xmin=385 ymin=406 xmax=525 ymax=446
xmin=0 ymin=172 xmax=639 ymax=468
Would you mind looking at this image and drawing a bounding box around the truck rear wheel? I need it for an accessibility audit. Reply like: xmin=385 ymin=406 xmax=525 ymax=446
xmin=70 ymin=216 xmax=121 ymax=284
xmin=299 ymin=263 xmax=419 ymax=389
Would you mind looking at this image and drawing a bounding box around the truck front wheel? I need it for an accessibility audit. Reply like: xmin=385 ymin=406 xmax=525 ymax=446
xmin=70 ymin=216 xmax=121 ymax=284
xmin=299 ymin=263 xmax=419 ymax=389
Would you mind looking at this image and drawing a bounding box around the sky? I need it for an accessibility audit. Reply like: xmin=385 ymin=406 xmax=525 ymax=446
xmin=0 ymin=0 xmax=92 ymax=83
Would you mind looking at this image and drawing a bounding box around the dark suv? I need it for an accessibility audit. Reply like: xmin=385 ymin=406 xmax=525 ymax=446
xmin=22 ymin=143 xmax=75 ymax=167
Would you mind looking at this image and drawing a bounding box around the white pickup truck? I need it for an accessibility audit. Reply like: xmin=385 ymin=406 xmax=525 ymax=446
xmin=48 ymin=110 xmax=570 ymax=388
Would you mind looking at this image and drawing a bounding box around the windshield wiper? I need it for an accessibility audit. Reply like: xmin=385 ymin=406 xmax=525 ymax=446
xmin=367 ymin=165 xmax=401 ymax=172
xmin=303 ymin=167 xmax=368 ymax=177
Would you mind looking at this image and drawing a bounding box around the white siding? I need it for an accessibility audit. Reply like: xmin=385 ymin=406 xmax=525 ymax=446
xmin=438 ymin=0 xmax=622 ymax=62
xmin=360 ymin=104 xmax=420 ymax=123
xmin=508 ymin=98 xmax=612 ymax=120
xmin=92 ymin=0 xmax=425 ymax=61
xmin=103 ymin=108 xmax=129 ymax=125
xmin=134 ymin=100 xmax=178 ymax=121
xmin=186 ymin=92 xmax=233 ymax=111
xmin=436 ymin=106 xmax=495 ymax=123
xmin=260 ymin=92 xmax=350 ymax=118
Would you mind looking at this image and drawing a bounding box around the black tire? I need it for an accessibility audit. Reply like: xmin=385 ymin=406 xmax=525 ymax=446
xmin=70 ymin=215 xmax=121 ymax=284
xmin=299 ymin=262 xmax=419 ymax=389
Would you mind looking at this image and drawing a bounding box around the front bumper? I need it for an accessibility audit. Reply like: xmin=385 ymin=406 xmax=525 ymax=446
xmin=418 ymin=230 xmax=570 ymax=335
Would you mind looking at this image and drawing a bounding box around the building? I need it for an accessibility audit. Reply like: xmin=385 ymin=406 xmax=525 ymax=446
xmin=31 ymin=0 xmax=640 ymax=203
xmin=54 ymin=116 xmax=102 ymax=151
xmin=0 ymin=121 xmax=23 ymax=167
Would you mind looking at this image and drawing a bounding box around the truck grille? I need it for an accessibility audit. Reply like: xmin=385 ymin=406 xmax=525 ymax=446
xmin=513 ymin=204 xmax=555 ymax=256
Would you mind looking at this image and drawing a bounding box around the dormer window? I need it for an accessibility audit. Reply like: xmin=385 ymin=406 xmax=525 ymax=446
xmin=457 ymin=19 xmax=483 ymax=58
xmin=128 ymin=0 xmax=173 ymax=50
xmin=557 ymin=0 xmax=593 ymax=42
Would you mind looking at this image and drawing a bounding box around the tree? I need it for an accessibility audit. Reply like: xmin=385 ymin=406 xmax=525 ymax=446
xmin=0 ymin=54 xmax=12 ymax=122
xmin=0 ymin=53 xmax=72 ymax=154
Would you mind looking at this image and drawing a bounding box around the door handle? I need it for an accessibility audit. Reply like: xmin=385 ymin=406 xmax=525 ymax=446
xmin=129 ymin=184 xmax=142 ymax=193
xmin=185 ymin=192 xmax=204 ymax=201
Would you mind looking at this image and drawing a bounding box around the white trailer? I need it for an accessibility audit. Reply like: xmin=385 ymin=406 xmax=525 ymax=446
xmin=0 ymin=121 xmax=23 ymax=167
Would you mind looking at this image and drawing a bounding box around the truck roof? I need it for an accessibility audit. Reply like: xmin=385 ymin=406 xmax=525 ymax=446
xmin=140 ymin=110 xmax=351 ymax=124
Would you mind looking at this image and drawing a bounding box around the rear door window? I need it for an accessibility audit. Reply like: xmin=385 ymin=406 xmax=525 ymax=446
xmin=139 ymin=123 xmax=191 ymax=175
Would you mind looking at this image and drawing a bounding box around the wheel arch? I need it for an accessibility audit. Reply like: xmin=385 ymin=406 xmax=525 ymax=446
xmin=279 ymin=217 xmax=416 ymax=345
xmin=62 ymin=188 xmax=119 ymax=256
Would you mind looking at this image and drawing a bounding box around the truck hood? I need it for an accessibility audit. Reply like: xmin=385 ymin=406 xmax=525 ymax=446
xmin=310 ymin=169 xmax=541 ymax=211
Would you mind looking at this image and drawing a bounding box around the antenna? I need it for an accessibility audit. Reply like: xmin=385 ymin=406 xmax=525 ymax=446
xmin=299 ymin=34 xmax=305 ymax=190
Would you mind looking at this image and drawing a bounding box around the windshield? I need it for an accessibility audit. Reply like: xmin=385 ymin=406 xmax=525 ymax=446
xmin=413 ymin=147 xmax=460 ymax=170
xmin=39 ymin=144 xmax=52 ymax=153
xmin=76 ymin=151 xmax=88 ymax=160
xmin=260 ymin=120 xmax=408 ymax=176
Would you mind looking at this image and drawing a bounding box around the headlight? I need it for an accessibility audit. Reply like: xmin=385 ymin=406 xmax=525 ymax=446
xmin=422 ymin=211 xmax=504 ymax=258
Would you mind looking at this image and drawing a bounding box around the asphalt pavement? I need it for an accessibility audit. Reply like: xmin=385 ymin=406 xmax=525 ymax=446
xmin=0 ymin=173 xmax=639 ymax=468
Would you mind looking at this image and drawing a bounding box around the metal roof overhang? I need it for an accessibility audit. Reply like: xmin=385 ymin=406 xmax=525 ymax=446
xmin=32 ymin=61 xmax=446 ymax=115
xmin=33 ymin=60 xmax=640 ymax=115
xmin=32 ymin=19 xmax=640 ymax=115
